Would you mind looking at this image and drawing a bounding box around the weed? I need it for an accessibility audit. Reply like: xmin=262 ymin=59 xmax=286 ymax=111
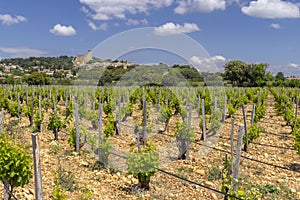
xmin=207 ymin=166 xmax=222 ymax=181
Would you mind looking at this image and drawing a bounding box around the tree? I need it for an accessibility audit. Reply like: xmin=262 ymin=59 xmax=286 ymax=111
xmin=223 ymin=61 xmax=269 ymax=87
xmin=223 ymin=60 xmax=250 ymax=86
xmin=24 ymin=72 xmax=50 ymax=85
xmin=275 ymin=72 xmax=285 ymax=81
xmin=249 ymin=63 xmax=268 ymax=87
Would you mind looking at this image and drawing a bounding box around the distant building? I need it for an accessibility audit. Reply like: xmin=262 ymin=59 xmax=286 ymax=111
xmin=72 ymin=50 xmax=92 ymax=67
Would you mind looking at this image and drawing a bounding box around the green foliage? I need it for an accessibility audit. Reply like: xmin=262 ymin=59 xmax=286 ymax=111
xmin=210 ymin=110 xmax=222 ymax=131
xmin=199 ymin=117 xmax=204 ymax=131
xmin=224 ymin=60 xmax=249 ymax=86
xmin=80 ymin=188 xmax=93 ymax=200
xmin=295 ymin=129 xmax=300 ymax=155
xmin=244 ymin=124 xmax=262 ymax=144
xmin=57 ymin=166 xmax=76 ymax=192
xmin=254 ymin=104 xmax=266 ymax=123
xmin=49 ymin=141 xmax=63 ymax=155
xmin=175 ymin=121 xmax=195 ymax=142
xmin=48 ymin=113 xmax=64 ymax=132
xmin=0 ymin=136 xmax=32 ymax=196
xmin=104 ymin=114 xmax=115 ymax=137
xmin=126 ymin=144 xmax=159 ymax=189
xmin=224 ymin=60 xmax=269 ymax=87
xmin=8 ymin=101 xmax=19 ymax=117
xmin=33 ymin=112 xmax=43 ymax=133
xmin=23 ymin=104 xmax=33 ymax=118
xmin=257 ymin=184 xmax=279 ymax=196
xmin=68 ymin=127 xmax=77 ymax=151
xmin=23 ymin=72 xmax=50 ymax=85
xmin=121 ymin=102 xmax=133 ymax=121
xmin=208 ymin=165 xmax=222 ymax=181
xmin=228 ymin=104 xmax=236 ymax=116
xmin=284 ymin=108 xmax=295 ymax=124
xmin=158 ymin=104 xmax=173 ymax=131
xmin=48 ymin=113 xmax=66 ymax=140
xmin=103 ymin=103 xmax=112 ymax=115
xmin=97 ymin=137 xmax=112 ymax=164
xmin=52 ymin=177 xmax=66 ymax=200
xmin=172 ymin=65 xmax=203 ymax=82
xmin=65 ymin=101 xmax=73 ymax=120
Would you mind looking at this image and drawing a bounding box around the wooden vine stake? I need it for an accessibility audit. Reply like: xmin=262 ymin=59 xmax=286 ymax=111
xmin=75 ymin=104 xmax=80 ymax=152
xmin=232 ymin=125 xmax=244 ymax=191
xmin=251 ymin=104 xmax=256 ymax=126
xmin=116 ymin=98 xmax=121 ymax=135
xmin=295 ymin=97 xmax=299 ymax=121
xmin=32 ymin=133 xmax=43 ymax=200
xmin=242 ymin=104 xmax=248 ymax=152
xmin=17 ymin=93 xmax=20 ymax=122
xmin=98 ymin=103 xmax=103 ymax=162
xmin=186 ymin=103 xmax=192 ymax=159
xmin=201 ymin=99 xmax=206 ymax=141
xmin=143 ymin=100 xmax=147 ymax=146
xmin=98 ymin=103 xmax=103 ymax=141
xmin=39 ymin=95 xmax=42 ymax=132
xmin=230 ymin=117 xmax=235 ymax=175
xmin=0 ymin=108 xmax=4 ymax=134
xmin=197 ymin=94 xmax=201 ymax=118
xmin=222 ymin=92 xmax=227 ymax=123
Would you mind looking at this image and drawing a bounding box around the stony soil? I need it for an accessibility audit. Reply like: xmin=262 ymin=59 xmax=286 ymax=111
xmin=1 ymin=94 xmax=300 ymax=200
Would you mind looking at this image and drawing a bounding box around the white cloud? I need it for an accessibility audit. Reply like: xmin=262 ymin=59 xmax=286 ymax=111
xmin=242 ymin=0 xmax=300 ymax=19
xmin=189 ymin=55 xmax=227 ymax=71
xmin=270 ymin=23 xmax=280 ymax=29
xmin=88 ymin=21 xmax=108 ymax=30
xmin=126 ymin=18 xmax=148 ymax=26
xmin=0 ymin=47 xmax=47 ymax=58
xmin=81 ymin=6 xmax=90 ymax=14
xmin=50 ymin=24 xmax=77 ymax=36
xmin=288 ymin=63 xmax=299 ymax=68
xmin=79 ymin=0 xmax=173 ymax=20
xmin=0 ymin=14 xmax=27 ymax=25
xmin=268 ymin=63 xmax=300 ymax=77
xmin=174 ymin=0 xmax=226 ymax=14
xmin=154 ymin=22 xmax=200 ymax=36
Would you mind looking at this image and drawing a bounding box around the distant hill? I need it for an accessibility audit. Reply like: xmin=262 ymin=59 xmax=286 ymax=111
xmin=0 ymin=56 xmax=207 ymax=86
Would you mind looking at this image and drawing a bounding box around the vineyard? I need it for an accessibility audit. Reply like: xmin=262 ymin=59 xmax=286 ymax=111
xmin=0 ymin=85 xmax=300 ymax=200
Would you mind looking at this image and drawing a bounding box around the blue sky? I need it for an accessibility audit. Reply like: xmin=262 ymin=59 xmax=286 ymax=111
xmin=1 ymin=0 xmax=300 ymax=76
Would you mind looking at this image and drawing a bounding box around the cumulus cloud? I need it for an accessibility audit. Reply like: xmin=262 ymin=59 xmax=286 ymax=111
xmin=79 ymin=0 xmax=228 ymax=21
xmin=270 ymin=23 xmax=280 ymax=29
xmin=79 ymin=0 xmax=173 ymax=20
xmin=126 ymin=18 xmax=148 ymax=26
xmin=50 ymin=24 xmax=77 ymax=36
xmin=241 ymin=0 xmax=300 ymax=19
xmin=269 ymin=63 xmax=300 ymax=77
xmin=88 ymin=21 xmax=108 ymax=30
xmin=0 ymin=14 xmax=27 ymax=25
xmin=0 ymin=47 xmax=47 ymax=58
xmin=174 ymin=0 xmax=226 ymax=14
xmin=287 ymin=63 xmax=299 ymax=68
xmin=189 ymin=55 xmax=227 ymax=71
xmin=154 ymin=22 xmax=200 ymax=36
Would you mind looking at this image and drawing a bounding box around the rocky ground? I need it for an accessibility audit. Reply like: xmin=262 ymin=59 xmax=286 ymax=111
xmin=1 ymin=94 xmax=300 ymax=200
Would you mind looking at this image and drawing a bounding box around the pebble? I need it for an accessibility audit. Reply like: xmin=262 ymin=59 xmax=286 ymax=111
xmin=80 ymin=161 xmax=89 ymax=167
xmin=276 ymin=179 xmax=284 ymax=184
xmin=204 ymin=181 xmax=214 ymax=187
xmin=211 ymin=193 xmax=218 ymax=200
xmin=264 ymin=153 xmax=268 ymax=158
xmin=195 ymin=169 xmax=205 ymax=176
xmin=291 ymin=188 xmax=296 ymax=193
